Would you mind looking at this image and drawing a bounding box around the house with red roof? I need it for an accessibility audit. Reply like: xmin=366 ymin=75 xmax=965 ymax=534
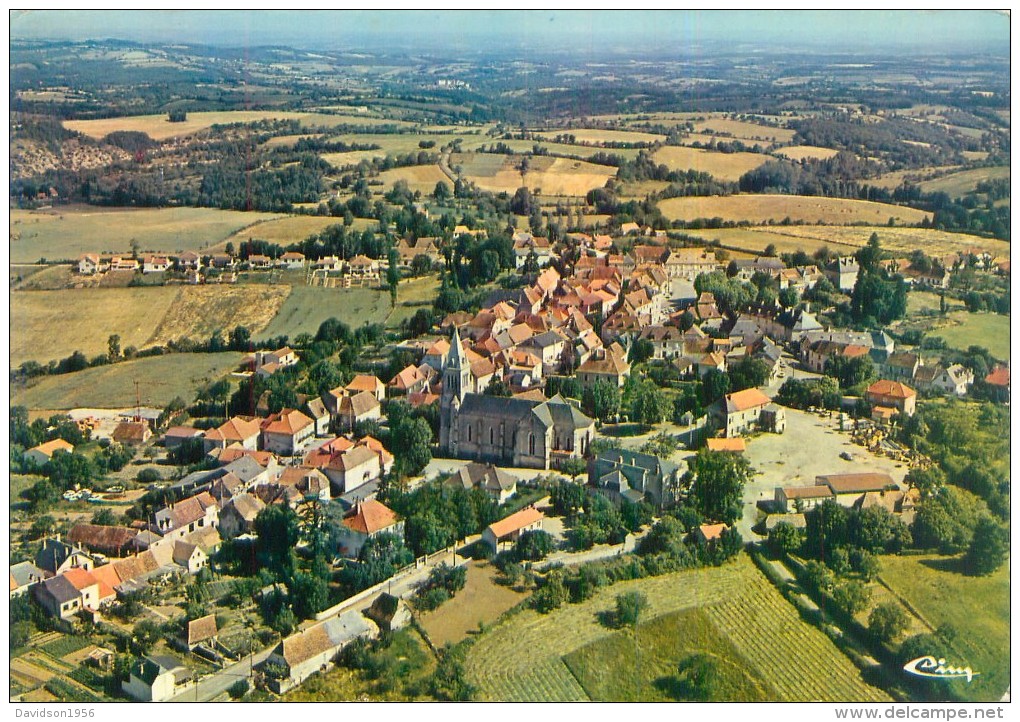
xmin=260 ymin=408 xmax=315 ymax=455
xmin=865 ymin=380 xmax=917 ymax=417
xmin=711 ymin=388 xmax=781 ymax=437
xmin=334 ymin=500 xmax=404 ymax=558
xmin=482 ymin=507 xmax=544 ymax=552
xmin=203 ymin=416 xmax=261 ymax=453
xmin=984 ymin=366 xmax=1010 ymax=403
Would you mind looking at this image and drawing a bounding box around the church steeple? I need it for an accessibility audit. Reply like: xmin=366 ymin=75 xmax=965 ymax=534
xmin=447 ymin=325 xmax=466 ymax=370
xmin=440 ymin=325 xmax=470 ymax=454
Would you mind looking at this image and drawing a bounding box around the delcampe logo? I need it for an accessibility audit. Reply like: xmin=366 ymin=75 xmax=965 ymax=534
xmin=903 ymin=656 xmax=979 ymax=683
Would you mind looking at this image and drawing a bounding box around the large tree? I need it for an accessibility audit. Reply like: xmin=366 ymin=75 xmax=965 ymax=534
xmin=688 ymin=449 xmax=753 ymax=524
xmin=582 ymin=380 xmax=620 ymax=422
xmin=964 ymin=515 xmax=1009 ymax=576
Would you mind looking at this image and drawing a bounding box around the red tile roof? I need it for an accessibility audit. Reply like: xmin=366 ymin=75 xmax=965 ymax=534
xmin=866 ymin=380 xmax=916 ymax=399
xmin=343 ymin=500 xmax=399 ymax=535
xmin=487 ymin=507 xmax=544 ymax=539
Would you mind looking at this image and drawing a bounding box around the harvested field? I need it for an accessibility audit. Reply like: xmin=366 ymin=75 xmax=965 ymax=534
xmin=11 ymin=352 xmax=242 ymax=410
xmin=10 ymin=264 xmax=74 ymax=290
xmin=774 ymin=145 xmax=841 ymax=161
xmin=219 ymin=214 xmax=373 ymax=251
xmin=689 ymin=227 xmax=859 ymax=256
xmin=692 ymin=118 xmax=796 ymax=143
xmin=533 ymin=128 xmax=665 ymax=145
xmin=262 ymin=133 xmax=323 ymax=148
xmin=464 ymin=555 xmax=888 ymax=702
xmin=616 ymin=180 xmax=671 ymax=199
xmin=651 ymin=146 xmax=769 ymax=182
xmin=376 ymin=164 xmax=452 ymax=194
xmin=880 ymin=554 xmax=1009 ymax=702
xmin=704 ymin=225 xmax=1010 ymax=260
xmin=145 ymin=284 xmax=291 ymax=346
xmin=917 ymin=166 xmax=1010 ymax=197
xmin=257 ymin=285 xmax=391 ymax=340
xmin=10 ymin=206 xmax=280 ymax=263
xmin=64 ymin=110 xmax=412 ymax=140
xmin=658 ymin=195 xmax=932 ymax=225
xmin=867 ymin=165 xmax=962 ymax=190
xmin=418 ymin=561 xmax=526 ymax=647
xmin=11 ymin=287 xmax=179 ymax=365
xmin=11 ymin=658 xmax=56 ymax=688
xmin=451 ymin=153 xmax=615 ymax=196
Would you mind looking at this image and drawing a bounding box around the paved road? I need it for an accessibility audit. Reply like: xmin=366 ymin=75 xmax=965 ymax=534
xmin=167 ymin=645 xmax=277 ymax=702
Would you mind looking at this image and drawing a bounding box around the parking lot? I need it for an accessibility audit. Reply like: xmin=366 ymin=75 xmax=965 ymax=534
xmin=737 ymin=407 xmax=909 ymax=540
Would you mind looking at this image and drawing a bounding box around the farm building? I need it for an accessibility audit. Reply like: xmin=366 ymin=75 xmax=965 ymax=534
xmin=774 ymin=485 xmax=835 ymax=513
xmin=815 ymin=473 xmax=898 ymax=506
xmin=482 ymin=507 xmax=545 ymax=552
xmin=24 ymin=438 xmax=74 ymax=466
xmin=263 ymin=610 xmax=376 ymax=693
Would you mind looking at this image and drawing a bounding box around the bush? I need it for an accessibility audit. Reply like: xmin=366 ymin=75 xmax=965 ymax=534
xmin=869 ymin=602 xmax=909 ymax=643
xmin=136 ymin=468 xmax=162 ymax=484
xmin=227 ymin=679 xmax=249 ymax=699
xmin=614 ymin=590 xmax=649 ymax=628
xmin=414 ymin=586 xmax=451 ymax=611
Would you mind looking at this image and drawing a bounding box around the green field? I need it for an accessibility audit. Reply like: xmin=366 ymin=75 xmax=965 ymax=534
xmin=387 ymin=275 xmax=441 ymax=330
xmin=11 ymin=352 xmax=243 ymax=410
xmin=931 ymin=312 xmax=1011 ymax=360
xmin=257 ymin=285 xmax=393 ymax=340
xmin=880 ymin=554 xmax=1009 ymax=702
xmin=10 ymin=206 xmax=281 ymax=263
xmin=563 ymin=608 xmax=773 ymax=701
xmin=463 ymin=555 xmax=889 ymax=702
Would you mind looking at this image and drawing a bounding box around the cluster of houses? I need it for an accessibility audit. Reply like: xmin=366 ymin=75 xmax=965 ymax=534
xmin=769 ymin=472 xmax=920 ymax=532
xmin=77 ymin=251 xmax=309 ymax=278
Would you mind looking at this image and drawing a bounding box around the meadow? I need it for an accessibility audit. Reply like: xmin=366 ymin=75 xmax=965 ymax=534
xmin=63 ymin=110 xmax=412 ymax=141
xmin=218 ymin=214 xmax=376 ymax=251
xmin=376 ymin=164 xmax=452 ymax=194
xmin=658 ymin=195 xmax=932 ymax=225
xmin=145 ymin=285 xmax=292 ymax=347
xmin=930 ymin=311 xmax=1011 ymax=360
xmin=691 ymin=118 xmax=797 ymax=144
xmin=256 ymin=284 xmax=392 ymax=340
xmin=463 ymin=555 xmax=888 ymax=702
xmin=879 ymin=554 xmax=1010 ymax=703
xmin=10 ymin=206 xmax=281 ymax=263
xmin=651 ymin=146 xmax=769 ymax=182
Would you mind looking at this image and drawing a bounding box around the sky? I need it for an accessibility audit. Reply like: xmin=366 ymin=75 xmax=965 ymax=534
xmin=9 ymin=10 xmax=1010 ymax=55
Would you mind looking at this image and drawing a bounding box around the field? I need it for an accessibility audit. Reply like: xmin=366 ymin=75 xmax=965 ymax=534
xmin=659 ymin=195 xmax=932 ymax=225
xmin=463 ymin=554 xmax=889 ymax=702
xmin=256 ymin=285 xmax=392 ymax=340
xmin=930 ymin=311 xmax=1011 ymax=360
xmin=376 ymin=164 xmax=452 ymax=194
xmin=219 ymin=214 xmax=374 ymax=251
xmin=615 ymin=180 xmax=671 ymax=199
xmin=11 ymin=287 xmax=179 ymax=365
xmin=563 ymin=608 xmax=773 ymax=701
xmin=146 ymin=284 xmax=292 ymax=346
xmin=417 ymin=561 xmax=527 ymax=648
xmin=867 ymin=165 xmax=962 ymax=190
xmin=63 ymin=110 xmax=412 ymax=140
xmin=699 ymin=225 xmax=1010 ymax=260
xmin=533 ymin=128 xmax=665 ymax=145
xmin=10 ymin=206 xmax=281 ymax=263
xmin=387 ymin=275 xmax=442 ymax=330
xmin=917 ymin=166 xmax=1010 ymax=197
xmin=651 ymin=146 xmax=769 ymax=182
xmin=11 ymin=352 xmax=243 ymax=410
xmin=691 ymin=118 xmax=797 ymax=144
xmin=880 ymin=554 xmax=1009 ymax=702
xmin=10 ymin=264 xmax=74 ymax=291
xmin=450 ymin=153 xmax=615 ymax=196
xmin=11 ymin=284 xmax=291 ymax=365
xmin=774 ymin=145 xmax=841 ymax=161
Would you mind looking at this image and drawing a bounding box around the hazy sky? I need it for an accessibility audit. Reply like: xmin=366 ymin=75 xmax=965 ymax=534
xmin=10 ymin=10 xmax=1010 ymax=54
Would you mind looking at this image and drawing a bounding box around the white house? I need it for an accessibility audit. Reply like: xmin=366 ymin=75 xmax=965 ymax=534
xmin=123 ymin=656 xmax=190 ymax=702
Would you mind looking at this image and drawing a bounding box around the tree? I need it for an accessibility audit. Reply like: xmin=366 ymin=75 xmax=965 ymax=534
xmin=29 ymin=514 xmax=56 ymax=539
xmin=629 ymin=338 xmax=655 ymax=365
xmin=558 ymin=457 xmax=587 ymax=481
xmin=132 ymin=619 xmax=162 ymax=654
xmin=768 ymin=521 xmax=804 ymax=556
xmin=254 ymin=505 xmax=300 ymax=577
xmin=824 ymin=354 xmax=876 ymax=389
xmin=629 ymin=381 xmax=670 ymax=426
xmin=409 ymin=254 xmax=433 ymax=277
xmin=390 ymin=416 xmax=432 ymax=476
xmin=614 ymin=591 xmax=648 ymax=628
xmin=674 ymin=653 xmax=719 ymax=701
xmin=531 ymin=571 xmax=567 ymax=613
xmin=514 ymin=530 xmax=554 ymax=561
xmin=582 ymin=380 xmax=620 ymax=422
xmin=107 ymin=334 xmax=121 ymax=362
xmin=433 ymin=181 xmax=451 ymax=201
xmin=778 ymin=286 xmax=799 ymax=309
xmin=688 ymin=449 xmax=753 ymax=525
xmin=869 ymin=602 xmax=909 ymax=643
xmin=832 ymin=580 xmax=871 ymax=617
xmin=964 ymin=515 xmax=1009 ymax=576
xmin=550 ymin=480 xmax=586 ymax=517
xmin=700 ymin=368 xmax=730 ymax=405
xmin=804 ymin=500 xmax=850 ymax=558
xmin=289 ymin=572 xmax=330 ymax=619
xmin=728 ymin=357 xmax=769 ymax=392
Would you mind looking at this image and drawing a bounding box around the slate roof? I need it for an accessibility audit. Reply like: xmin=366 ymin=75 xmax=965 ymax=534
xmin=444 ymin=463 xmax=518 ymax=494
xmin=37 ymin=574 xmax=80 ymax=605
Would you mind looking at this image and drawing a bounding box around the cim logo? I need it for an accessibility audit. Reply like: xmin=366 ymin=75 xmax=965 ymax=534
xmin=903 ymin=656 xmax=979 ymax=683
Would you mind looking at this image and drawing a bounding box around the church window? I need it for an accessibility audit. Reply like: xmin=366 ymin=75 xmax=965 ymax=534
xmin=528 ymin=432 xmax=535 ymax=455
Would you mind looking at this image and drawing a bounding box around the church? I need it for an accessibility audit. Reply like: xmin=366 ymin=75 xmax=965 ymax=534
xmin=439 ymin=328 xmax=596 ymax=469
